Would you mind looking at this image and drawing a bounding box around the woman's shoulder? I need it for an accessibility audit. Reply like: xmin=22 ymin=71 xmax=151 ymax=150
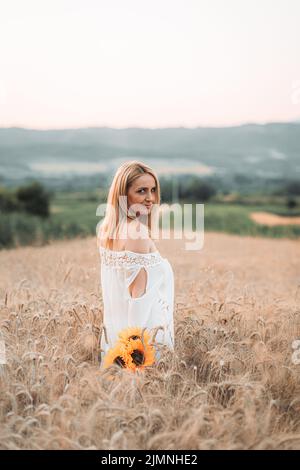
xmin=124 ymin=238 xmax=152 ymax=254
xmin=122 ymin=219 xmax=150 ymax=253
xmin=98 ymin=219 xmax=157 ymax=254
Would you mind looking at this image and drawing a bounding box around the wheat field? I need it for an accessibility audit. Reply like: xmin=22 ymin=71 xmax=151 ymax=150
xmin=0 ymin=232 xmax=300 ymax=450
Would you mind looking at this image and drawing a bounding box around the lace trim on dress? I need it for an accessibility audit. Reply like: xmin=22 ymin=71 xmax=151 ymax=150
xmin=99 ymin=246 xmax=163 ymax=268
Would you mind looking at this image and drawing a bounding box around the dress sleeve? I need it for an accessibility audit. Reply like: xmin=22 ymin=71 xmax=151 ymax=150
xmin=124 ymin=262 xmax=164 ymax=327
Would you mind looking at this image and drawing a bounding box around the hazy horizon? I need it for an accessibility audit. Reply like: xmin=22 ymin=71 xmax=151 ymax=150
xmin=1 ymin=119 xmax=300 ymax=131
xmin=1 ymin=0 xmax=300 ymax=129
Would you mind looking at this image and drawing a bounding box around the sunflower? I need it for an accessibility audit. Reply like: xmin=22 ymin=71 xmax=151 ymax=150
xmin=118 ymin=326 xmax=151 ymax=346
xmin=102 ymin=327 xmax=156 ymax=372
xmin=103 ymin=343 xmax=127 ymax=369
xmin=122 ymin=337 xmax=156 ymax=371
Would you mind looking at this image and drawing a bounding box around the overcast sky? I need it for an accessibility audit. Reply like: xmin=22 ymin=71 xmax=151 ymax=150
xmin=0 ymin=0 xmax=300 ymax=129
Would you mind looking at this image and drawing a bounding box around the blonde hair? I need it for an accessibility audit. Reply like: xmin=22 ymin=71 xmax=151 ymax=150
xmin=98 ymin=160 xmax=161 ymax=249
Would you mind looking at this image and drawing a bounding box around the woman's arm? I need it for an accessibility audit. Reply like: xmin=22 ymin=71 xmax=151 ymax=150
xmin=125 ymin=221 xmax=151 ymax=298
xmin=128 ymin=265 xmax=148 ymax=298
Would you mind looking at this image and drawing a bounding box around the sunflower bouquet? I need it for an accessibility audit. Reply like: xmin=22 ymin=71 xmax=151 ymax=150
xmin=103 ymin=327 xmax=156 ymax=372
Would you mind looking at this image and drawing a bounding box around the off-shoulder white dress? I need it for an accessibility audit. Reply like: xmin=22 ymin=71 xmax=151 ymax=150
xmin=98 ymin=246 xmax=175 ymax=366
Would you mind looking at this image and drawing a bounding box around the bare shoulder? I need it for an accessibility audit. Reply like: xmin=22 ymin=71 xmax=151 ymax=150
xmin=125 ymin=237 xmax=151 ymax=254
xmin=125 ymin=220 xmax=151 ymax=254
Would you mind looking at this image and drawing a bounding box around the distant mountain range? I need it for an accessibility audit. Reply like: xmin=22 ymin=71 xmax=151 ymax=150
xmin=0 ymin=123 xmax=299 ymax=186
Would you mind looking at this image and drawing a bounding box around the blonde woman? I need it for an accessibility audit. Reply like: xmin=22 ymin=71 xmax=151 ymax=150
xmin=97 ymin=160 xmax=174 ymax=368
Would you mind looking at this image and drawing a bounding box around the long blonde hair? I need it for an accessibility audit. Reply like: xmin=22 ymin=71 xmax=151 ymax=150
xmin=98 ymin=160 xmax=161 ymax=249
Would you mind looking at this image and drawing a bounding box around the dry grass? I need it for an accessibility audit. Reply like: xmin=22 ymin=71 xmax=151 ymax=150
xmin=0 ymin=232 xmax=300 ymax=450
xmin=250 ymin=211 xmax=300 ymax=226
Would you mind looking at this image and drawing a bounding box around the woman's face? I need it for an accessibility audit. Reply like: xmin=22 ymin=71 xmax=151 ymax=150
xmin=127 ymin=173 xmax=157 ymax=218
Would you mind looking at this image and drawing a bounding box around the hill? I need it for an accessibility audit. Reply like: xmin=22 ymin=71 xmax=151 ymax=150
xmin=0 ymin=124 xmax=299 ymax=187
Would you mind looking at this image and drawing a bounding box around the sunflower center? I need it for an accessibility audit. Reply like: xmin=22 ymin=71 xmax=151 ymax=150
xmin=131 ymin=349 xmax=145 ymax=366
xmin=114 ymin=356 xmax=126 ymax=368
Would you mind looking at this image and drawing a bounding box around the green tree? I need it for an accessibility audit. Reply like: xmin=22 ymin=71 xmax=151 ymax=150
xmin=16 ymin=181 xmax=51 ymax=218
xmin=287 ymin=198 xmax=297 ymax=210
xmin=179 ymin=176 xmax=217 ymax=202
xmin=286 ymin=180 xmax=300 ymax=196
xmin=0 ymin=187 xmax=19 ymax=213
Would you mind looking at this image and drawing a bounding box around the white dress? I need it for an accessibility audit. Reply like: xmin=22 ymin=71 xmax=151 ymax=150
xmin=98 ymin=245 xmax=175 ymax=366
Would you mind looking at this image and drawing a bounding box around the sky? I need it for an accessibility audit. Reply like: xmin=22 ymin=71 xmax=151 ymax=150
xmin=0 ymin=0 xmax=300 ymax=129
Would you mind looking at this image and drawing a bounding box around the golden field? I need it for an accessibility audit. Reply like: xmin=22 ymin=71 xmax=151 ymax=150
xmin=0 ymin=232 xmax=300 ymax=450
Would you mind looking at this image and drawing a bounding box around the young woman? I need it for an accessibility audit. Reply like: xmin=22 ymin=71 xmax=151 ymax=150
xmin=97 ymin=160 xmax=175 ymax=368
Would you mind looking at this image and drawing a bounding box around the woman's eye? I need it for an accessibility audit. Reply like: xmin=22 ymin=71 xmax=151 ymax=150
xmin=137 ymin=188 xmax=156 ymax=193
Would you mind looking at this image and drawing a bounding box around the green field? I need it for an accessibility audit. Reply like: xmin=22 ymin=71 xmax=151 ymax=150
xmin=1 ymin=191 xmax=300 ymax=249
xmin=49 ymin=192 xmax=300 ymax=240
